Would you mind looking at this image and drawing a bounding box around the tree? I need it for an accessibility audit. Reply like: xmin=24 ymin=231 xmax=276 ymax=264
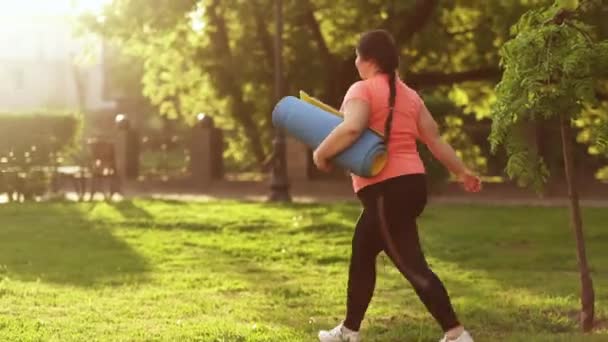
xmin=79 ymin=0 xmax=520 ymax=168
xmin=80 ymin=0 xmax=606 ymax=172
xmin=489 ymin=0 xmax=608 ymax=332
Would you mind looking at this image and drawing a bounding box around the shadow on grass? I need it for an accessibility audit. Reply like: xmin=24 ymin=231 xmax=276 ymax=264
xmin=408 ymin=205 xmax=608 ymax=336
xmin=289 ymin=222 xmax=354 ymax=236
xmin=0 ymin=202 xmax=150 ymax=287
xmin=121 ymin=219 xmax=275 ymax=233
xmin=308 ymin=203 xmax=608 ymax=339
xmin=416 ymin=205 xmax=608 ymax=294
xmin=192 ymin=244 xmax=322 ymax=336
xmin=109 ymin=200 xmax=154 ymax=220
xmin=321 ymin=202 xmax=608 ymax=293
xmin=127 ymin=220 xmax=223 ymax=232
xmin=187 ymin=235 xmax=581 ymax=341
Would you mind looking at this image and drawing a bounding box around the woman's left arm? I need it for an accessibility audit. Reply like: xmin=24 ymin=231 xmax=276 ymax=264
xmin=313 ymin=99 xmax=371 ymax=172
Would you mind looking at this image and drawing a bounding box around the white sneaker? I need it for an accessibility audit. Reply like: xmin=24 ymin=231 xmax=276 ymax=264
xmin=318 ymin=322 xmax=361 ymax=342
xmin=439 ymin=330 xmax=474 ymax=342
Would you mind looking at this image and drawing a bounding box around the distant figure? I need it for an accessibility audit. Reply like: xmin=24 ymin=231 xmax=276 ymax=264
xmin=87 ymin=137 xmax=120 ymax=200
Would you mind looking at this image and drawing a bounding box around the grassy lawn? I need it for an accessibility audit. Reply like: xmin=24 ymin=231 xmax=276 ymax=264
xmin=0 ymin=199 xmax=607 ymax=341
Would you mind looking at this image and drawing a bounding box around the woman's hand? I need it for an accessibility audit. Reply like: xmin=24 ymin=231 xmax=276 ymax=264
xmin=313 ymin=149 xmax=333 ymax=173
xmin=458 ymin=169 xmax=482 ymax=193
xmin=312 ymin=98 xmax=370 ymax=174
xmin=418 ymin=104 xmax=482 ymax=194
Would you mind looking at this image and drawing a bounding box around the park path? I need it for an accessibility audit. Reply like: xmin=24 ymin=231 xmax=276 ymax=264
xmin=123 ymin=179 xmax=608 ymax=208
xmin=2 ymin=179 xmax=606 ymax=207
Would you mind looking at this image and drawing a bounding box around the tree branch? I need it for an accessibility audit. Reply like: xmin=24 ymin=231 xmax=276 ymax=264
xmin=332 ymin=0 xmax=439 ymax=103
xmin=250 ymin=0 xmax=274 ymax=67
xmin=394 ymin=0 xmax=439 ymax=44
xmin=301 ymin=0 xmax=335 ymax=68
xmin=407 ymin=67 xmax=502 ymax=89
xmin=205 ymin=0 xmax=266 ymax=163
xmin=249 ymin=0 xmax=288 ymax=136
xmin=340 ymin=0 xmax=438 ymax=78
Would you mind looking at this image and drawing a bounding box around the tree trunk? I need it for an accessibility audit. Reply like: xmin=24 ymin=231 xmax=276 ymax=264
xmin=206 ymin=0 xmax=267 ymax=165
xmin=560 ymin=114 xmax=595 ymax=332
xmin=71 ymin=60 xmax=87 ymax=113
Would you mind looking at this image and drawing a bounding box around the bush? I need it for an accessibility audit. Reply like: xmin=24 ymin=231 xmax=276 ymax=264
xmin=0 ymin=111 xmax=82 ymax=200
xmin=0 ymin=110 xmax=82 ymax=163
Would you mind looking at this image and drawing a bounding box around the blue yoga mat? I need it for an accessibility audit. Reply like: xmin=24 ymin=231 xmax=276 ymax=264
xmin=272 ymin=96 xmax=387 ymax=177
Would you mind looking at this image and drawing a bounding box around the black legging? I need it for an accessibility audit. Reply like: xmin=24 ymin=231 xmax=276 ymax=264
xmin=343 ymin=174 xmax=460 ymax=332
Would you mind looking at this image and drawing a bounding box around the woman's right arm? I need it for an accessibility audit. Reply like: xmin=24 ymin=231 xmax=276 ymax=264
xmin=417 ymin=103 xmax=482 ymax=192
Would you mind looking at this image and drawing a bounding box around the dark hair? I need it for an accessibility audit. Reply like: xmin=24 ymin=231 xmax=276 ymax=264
xmin=357 ymin=30 xmax=399 ymax=143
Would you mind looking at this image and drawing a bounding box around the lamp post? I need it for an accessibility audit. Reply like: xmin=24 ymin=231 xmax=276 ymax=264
xmin=268 ymin=0 xmax=291 ymax=202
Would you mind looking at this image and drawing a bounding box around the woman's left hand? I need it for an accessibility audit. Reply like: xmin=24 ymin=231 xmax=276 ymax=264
xmin=313 ymin=150 xmax=333 ymax=173
xmin=459 ymin=169 xmax=482 ymax=193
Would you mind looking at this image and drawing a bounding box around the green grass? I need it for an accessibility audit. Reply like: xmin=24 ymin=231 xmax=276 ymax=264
xmin=0 ymin=200 xmax=607 ymax=341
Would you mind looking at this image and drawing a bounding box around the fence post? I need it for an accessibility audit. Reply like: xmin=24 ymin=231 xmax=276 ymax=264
xmin=190 ymin=114 xmax=223 ymax=187
xmin=114 ymin=114 xmax=140 ymax=181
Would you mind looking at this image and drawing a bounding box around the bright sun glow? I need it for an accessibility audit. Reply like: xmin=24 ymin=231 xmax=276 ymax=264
xmin=0 ymin=0 xmax=112 ymax=61
xmin=0 ymin=0 xmax=112 ymax=17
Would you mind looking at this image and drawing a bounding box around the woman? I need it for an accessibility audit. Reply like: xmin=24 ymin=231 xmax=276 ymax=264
xmin=314 ymin=30 xmax=481 ymax=342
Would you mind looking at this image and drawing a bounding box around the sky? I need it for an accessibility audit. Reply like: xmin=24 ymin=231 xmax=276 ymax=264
xmin=0 ymin=0 xmax=111 ymax=60
xmin=0 ymin=0 xmax=112 ymax=18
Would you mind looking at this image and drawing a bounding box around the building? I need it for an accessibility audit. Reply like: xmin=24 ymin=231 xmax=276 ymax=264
xmin=0 ymin=14 xmax=114 ymax=113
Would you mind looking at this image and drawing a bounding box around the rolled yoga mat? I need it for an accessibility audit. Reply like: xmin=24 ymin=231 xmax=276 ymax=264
xmin=272 ymin=95 xmax=387 ymax=177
